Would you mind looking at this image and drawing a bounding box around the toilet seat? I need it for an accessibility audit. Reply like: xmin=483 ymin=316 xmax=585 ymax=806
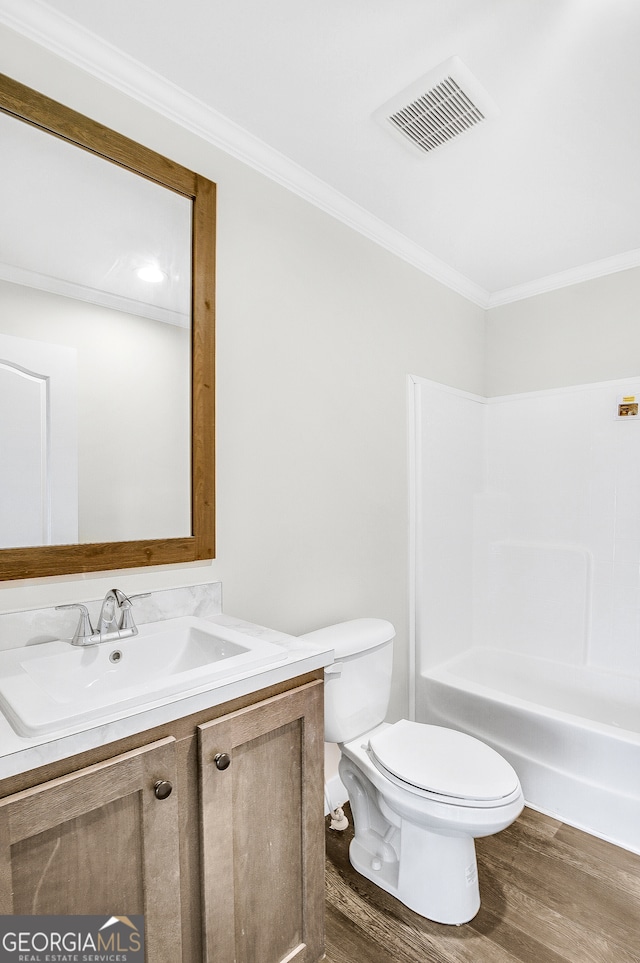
xmin=367 ymin=720 xmax=520 ymax=805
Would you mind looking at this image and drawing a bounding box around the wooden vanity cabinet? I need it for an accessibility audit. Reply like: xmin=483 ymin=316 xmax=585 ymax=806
xmin=0 ymin=736 xmax=182 ymax=962
xmin=199 ymin=682 xmax=325 ymax=963
xmin=0 ymin=673 xmax=325 ymax=963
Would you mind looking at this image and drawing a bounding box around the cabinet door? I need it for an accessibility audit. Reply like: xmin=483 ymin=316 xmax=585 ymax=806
xmin=0 ymin=736 xmax=182 ymax=963
xmin=199 ymin=680 xmax=324 ymax=963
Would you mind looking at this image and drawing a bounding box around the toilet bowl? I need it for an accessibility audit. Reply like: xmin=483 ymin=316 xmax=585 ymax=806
xmin=300 ymin=619 xmax=524 ymax=925
xmin=339 ymin=720 xmax=523 ymax=923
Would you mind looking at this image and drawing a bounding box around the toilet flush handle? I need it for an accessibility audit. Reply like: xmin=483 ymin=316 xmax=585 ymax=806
xmin=325 ymin=663 xmax=343 ymax=677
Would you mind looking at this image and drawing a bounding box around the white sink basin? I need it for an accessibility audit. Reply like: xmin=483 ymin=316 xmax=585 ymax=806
xmin=0 ymin=616 xmax=288 ymax=736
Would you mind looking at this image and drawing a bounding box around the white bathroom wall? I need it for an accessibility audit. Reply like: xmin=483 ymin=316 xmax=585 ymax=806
xmin=486 ymin=267 xmax=640 ymax=396
xmin=0 ymin=26 xmax=486 ymax=723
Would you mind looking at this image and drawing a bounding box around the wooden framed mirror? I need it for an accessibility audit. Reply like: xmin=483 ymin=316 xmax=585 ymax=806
xmin=0 ymin=74 xmax=215 ymax=579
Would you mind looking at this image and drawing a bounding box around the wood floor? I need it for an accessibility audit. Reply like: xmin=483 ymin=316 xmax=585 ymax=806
xmin=324 ymin=805 xmax=640 ymax=963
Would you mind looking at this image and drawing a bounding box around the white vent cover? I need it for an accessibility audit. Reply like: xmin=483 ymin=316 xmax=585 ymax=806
xmin=374 ymin=56 xmax=499 ymax=155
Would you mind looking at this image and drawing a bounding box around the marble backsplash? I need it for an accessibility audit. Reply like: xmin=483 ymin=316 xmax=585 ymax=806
xmin=0 ymin=582 xmax=223 ymax=653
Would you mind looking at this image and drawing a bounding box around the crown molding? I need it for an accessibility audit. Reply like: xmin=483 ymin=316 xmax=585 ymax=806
xmin=487 ymin=248 xmax=640 ymax=309
xmin=2 ymin=0 xmax=638 ymax=312
xmin=0 ymin=0 xmax=491 ymax=308
xmin=0 ymin=262 xmax=189 ymax=327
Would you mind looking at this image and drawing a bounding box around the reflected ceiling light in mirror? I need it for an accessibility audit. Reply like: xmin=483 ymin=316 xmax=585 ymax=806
xmin=0 ymin=108 xmax=192 ymax=328
xmin=136 ymin=263 xmax=167 ymax=283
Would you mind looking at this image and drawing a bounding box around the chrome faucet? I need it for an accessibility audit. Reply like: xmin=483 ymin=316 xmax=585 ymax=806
xmin=56 ymin=588 xmax=150 ymax=646
xmin=95 ymin=588 xmax=131 ymax=636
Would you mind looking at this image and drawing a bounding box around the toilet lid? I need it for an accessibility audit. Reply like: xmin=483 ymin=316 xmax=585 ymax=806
xmin=368 ymin=720 xmax=519 ymax=801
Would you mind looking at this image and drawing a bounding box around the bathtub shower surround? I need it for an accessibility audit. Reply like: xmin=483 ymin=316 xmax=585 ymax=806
xmin=411 ymin=376 xmax=640 ymax=853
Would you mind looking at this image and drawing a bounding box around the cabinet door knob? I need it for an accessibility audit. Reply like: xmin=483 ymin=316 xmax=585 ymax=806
xmin=154 ymin=779 xmax=173 ymax=799
xmin=214 ymin=752 xmax=231 ymax=771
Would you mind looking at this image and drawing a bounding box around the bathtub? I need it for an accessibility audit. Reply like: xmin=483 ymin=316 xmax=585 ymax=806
xmin=417 ymin=647 xmax=640 ymax=854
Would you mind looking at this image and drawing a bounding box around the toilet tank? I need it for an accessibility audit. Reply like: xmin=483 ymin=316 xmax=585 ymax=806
xmin=298 ymin=618 xmax=395 ymax=744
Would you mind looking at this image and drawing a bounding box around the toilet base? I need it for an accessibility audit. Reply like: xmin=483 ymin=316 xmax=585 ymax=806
xmin=337 ymin=740 xmax=524 ymax=926
xmin=348 ymin=820 xmax=480 ymax=925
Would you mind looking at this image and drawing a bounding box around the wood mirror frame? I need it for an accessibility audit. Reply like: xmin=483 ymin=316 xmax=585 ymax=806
xmin=0 ymin=74 xmax=215 ymax=580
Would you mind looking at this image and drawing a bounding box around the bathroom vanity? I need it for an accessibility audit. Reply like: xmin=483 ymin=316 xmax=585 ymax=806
xmin=0 ymin=73 xmax=326 ymax=962
xmin=0 ymin=609 xmax=331 ymax=963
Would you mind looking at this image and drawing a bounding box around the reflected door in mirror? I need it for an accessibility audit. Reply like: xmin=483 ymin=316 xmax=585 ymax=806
xmin=0 ymin=333 xmax=77 ymax=548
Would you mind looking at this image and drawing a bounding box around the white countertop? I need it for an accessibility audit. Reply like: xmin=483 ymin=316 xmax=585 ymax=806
xmin=0 ymin=614 xmax=333 ymax=781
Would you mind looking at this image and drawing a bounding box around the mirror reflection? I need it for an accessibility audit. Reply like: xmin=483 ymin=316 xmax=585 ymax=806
xmin=0 ymin=110 xmax=193 ymax=548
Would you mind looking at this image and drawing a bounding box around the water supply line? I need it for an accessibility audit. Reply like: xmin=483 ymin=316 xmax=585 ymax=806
xmin=324 ymin=786 xmax=349 ymax=831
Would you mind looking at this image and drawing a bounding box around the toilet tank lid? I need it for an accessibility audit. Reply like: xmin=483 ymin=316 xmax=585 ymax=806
xmin=298 ymin=618 xmax=395 ymax=658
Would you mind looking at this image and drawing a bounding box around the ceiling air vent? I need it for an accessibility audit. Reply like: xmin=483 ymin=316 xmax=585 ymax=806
xmin=374 ymin=56 xmax=499 ymax=156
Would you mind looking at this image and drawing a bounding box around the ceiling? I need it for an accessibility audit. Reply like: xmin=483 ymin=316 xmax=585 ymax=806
xmin=2 ymin=0 xmax=640 ymax=307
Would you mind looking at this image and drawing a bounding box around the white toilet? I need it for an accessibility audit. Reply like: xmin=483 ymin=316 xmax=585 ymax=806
xmin=302 ymin=618 xmax=524 ymax=925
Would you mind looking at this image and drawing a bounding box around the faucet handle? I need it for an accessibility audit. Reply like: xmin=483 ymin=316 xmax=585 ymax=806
xmin=56 ymin=603 xmax=94 ymax=645
xmin=111 ymin=588 xmax=132 ymax=606
xmin=119 ymin=592 xmax=150 ymax=631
